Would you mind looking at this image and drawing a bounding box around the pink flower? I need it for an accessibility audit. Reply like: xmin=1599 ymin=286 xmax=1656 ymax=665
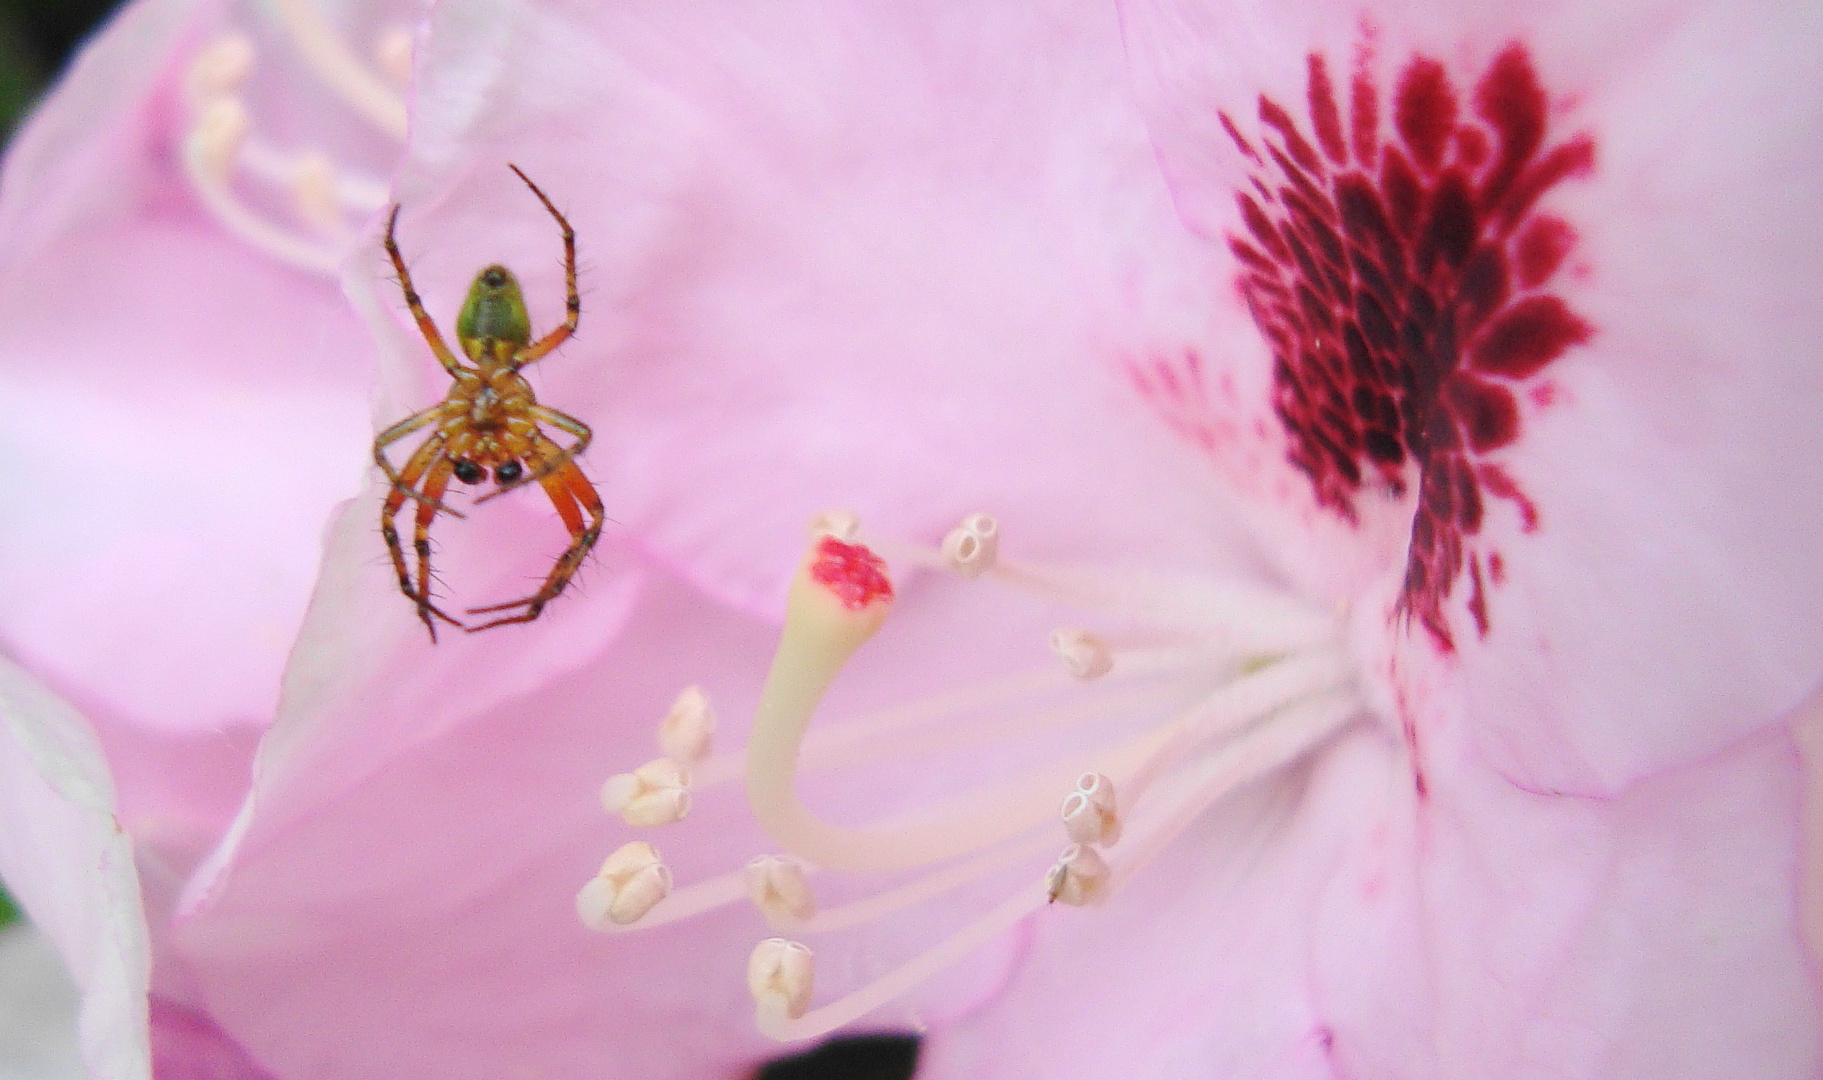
xmin=0 ymin=0 xmax=410 ymax=1072
xmin=3 ymin=0 xmax=1820 ymax=1078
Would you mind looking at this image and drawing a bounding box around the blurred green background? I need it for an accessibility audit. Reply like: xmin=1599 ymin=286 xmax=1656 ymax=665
xmin=0 ymin=1 xmax=920 ymax=1074
xmin=0 ymin=0 xmax=121 ymax=135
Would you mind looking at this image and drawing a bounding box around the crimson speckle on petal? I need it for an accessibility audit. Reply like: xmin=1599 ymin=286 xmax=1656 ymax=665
xmin=1217 ymin=44 xmax=1594 ymax=649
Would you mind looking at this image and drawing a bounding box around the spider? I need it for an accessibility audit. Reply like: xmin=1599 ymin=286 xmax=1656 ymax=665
xmin=374 ymin=165 xmax=603 ymax=642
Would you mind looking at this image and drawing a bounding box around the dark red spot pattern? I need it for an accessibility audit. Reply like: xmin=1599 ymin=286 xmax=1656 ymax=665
xmin=1223 ymin=44 xmax=1593 ymax=649
xmin=809 ymin=537 xmax=894 ymax=611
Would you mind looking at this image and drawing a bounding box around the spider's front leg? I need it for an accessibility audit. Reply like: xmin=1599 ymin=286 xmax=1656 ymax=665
xmin=381 ymin=433 xmax=466 ymax=641
xmin=467 ymin=443 xmax=605 ymax=632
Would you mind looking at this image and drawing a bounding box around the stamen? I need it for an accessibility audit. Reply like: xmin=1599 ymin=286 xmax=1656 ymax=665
xmin=691 ymin=666 xmax=1187 ymax=793
xmin=180 ymin=99 xmax=346 ymax=275
xmin=749 ymin=939 xmax=815 ymax=1028
xmin=657 ymin=686 xmax=716 ymax=767
xmin=1044 ymin=843 xmax=1110 ymax=906
xmin=290 ymin=150 xmax=350 ymax=238
xmin=1107 ymin=692 xmax=1360 ymax=893
xmin=268 ymin=0 xmax=408 ymax=137
xmin=374 ymin=23 xmax=414 ymax=86
xmin=590 ymin=511 xmax=1366 ymax=1039
xmin=940 ymin=513 xmax=999 ymax=577
xmin=745 ymin=855 xmax=817 ymax=924
xmin=761 ymin=694 xmax=1359 ymax=1040
xmin=576 ymin=842 xmax=672 ymax=929
xmin=184 ymin=33 xmax=254 ymax=106
xmin=1059 ymin=772 xmax=1120 ymax=845
xmin=1116 ymin=653 xmax=1349 ymax=809
xmin=778 ymin=833 xmax=1056 ymax=935
xmin=1050 ymin=628 xmax=1114 ymax=680
xmin=756 ymin=883 xmax=1047 ymax=1042
xmin=601 ymin=758 xmax=691 ymax=827
xmin=588 ymin=868 xmax=752 ymax=934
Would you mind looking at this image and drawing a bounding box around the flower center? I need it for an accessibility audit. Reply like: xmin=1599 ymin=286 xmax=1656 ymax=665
xmin=578 ymin=513 xmax=1366 ymax=1041
xmin=1133 ymin=44 xmax=1595 ymax=649
xmin=179 ymin=3 xmax=410 ymax=275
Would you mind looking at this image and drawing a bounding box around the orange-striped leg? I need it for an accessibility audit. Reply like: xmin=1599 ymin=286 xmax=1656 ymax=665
xmin=383 ymin=205 xmax=466 ymax=377
xmin=381 ymin=434 xmax=463 ymax=639
xmin=375 ymin=405 xmax=466 ymax=517
xmin=467 ymin=449 xmax=605 ymax=631
xmin=477 ymin=405 xmax=591 ymax=504
xmin=408 ymin=456 xmax=461 ymax=640
xmin=506 ymin=164 xmax=578 ymax=368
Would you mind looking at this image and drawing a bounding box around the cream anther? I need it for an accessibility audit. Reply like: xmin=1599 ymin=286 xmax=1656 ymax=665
xmin=185 ymin=34 xmax=255 ymax=105
xmin=1050 ymin=628 xmax=1113 ymax=680
xmin=188 ymin=98 xmax=250 ymax=180
xmin=940 ymin=513 xmax=999 ymax=578
xmin=1045 ymin=843 xmax=1110 ymax=907
xmin=270 ymin=0 xmax=407 ymax=137
xmin=748 ymin=939 xmax=815 ymax=1028
xmin=601 ymin=758 xmax=691 ymax=827
xmin=806 ymin=509 xmax=861 ymax=542
xmin=1060 ymin=772 xmax=1121 ymax=845
xmin=745 ymin=856 xmax=817 ymax=926
xmin=658 ymin=686 xmax=716 ymax=767
xmin=576 ymin=841 xmax=672 ymax=929
xmin=291 ymin=150 xmax=346 ymax=235
xmin=375 ymin=24 xmax=414 ymax=86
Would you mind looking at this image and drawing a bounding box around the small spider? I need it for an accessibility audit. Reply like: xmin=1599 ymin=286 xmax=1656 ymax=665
xmin=374 ymin=165 xmax=603 ymax=641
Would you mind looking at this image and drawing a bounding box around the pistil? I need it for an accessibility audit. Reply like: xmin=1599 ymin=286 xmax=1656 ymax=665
xmin=582 ymin=513 xmax=1364 ymax=1041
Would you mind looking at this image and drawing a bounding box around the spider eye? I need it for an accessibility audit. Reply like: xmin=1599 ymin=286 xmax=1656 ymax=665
xmin=496 ymin=460 xmax=524 ymax=485
xmin=453 ymin=460 xmax=485 ymax=485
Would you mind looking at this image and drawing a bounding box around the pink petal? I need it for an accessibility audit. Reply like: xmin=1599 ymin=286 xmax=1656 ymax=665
xmin=172 ymin=570 xmax=785 ymax=1080
xmin=0 ymin=659 xmax=150 ymax=1080
xmin=1117 ymin=0 xmax=1823 ymax=791
xmin=175 ymin=496 xmax=650 ymax=916
xmin=0 ymin=0 xmax=374 ymax=737
xmin=368 ymin=0 xmax=1247 ymax=622
xmin=920 ymin=717 xmax=1821 ymax=1078
xmin=1313 ymin=719 xmax=1821 ymax=1076
xmin=149 ymin=997 xmax=277 ymax=1080
xmin=0 ymin=222 xmax=372 ymax=735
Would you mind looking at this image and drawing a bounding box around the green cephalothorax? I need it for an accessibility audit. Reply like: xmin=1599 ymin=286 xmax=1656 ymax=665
xmin=456 ymin=264 xmax=532 ymax=362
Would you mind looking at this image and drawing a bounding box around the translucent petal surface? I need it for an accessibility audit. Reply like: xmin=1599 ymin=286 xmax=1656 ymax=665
xmin=0 ymin=660 xmax=150 ymax=1080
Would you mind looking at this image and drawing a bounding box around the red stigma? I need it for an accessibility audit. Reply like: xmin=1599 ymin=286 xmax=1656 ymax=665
xmin=810 ymin=537 xmax=894 ymax=611
xmin=1139 ymin=43 xmax=1595 ymax=650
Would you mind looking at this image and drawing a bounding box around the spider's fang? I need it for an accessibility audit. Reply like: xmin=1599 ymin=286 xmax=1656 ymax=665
xmin=453 ymin=460 xmax=486 ymax=485
xmin=495 ymin=460 xmax=524 ymax=485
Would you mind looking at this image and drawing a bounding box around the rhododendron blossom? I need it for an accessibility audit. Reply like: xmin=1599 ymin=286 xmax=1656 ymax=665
xmin=0 ymin=0 xmax=1820 ymax=1078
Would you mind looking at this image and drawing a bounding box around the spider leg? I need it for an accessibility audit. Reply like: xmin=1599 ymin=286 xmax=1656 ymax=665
xmin=466 ymin=445 xmax=604 ymax=631
xmin=506 ymin=164 xmax=578 ymax=368
xmin=381 ymin=434 xmax=465 ymax=640
xmin=475 ymin=405 xmax=591 ymax=504
xmin=375 ymin=406 xmax=467 ymax=518
xmin=410 ymin=457 xmax=465 ymax=639
xmin=384 ymin=205 xmax=468 ymax=377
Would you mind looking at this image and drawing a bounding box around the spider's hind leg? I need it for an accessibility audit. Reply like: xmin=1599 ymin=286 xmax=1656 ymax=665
xmin=376 ymin=407 xmax=468 ymax=518
xmin=381 ymin=434 xmax=465 ymax=640
xmin=467 ymin=451 xmax=604 ymax=632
